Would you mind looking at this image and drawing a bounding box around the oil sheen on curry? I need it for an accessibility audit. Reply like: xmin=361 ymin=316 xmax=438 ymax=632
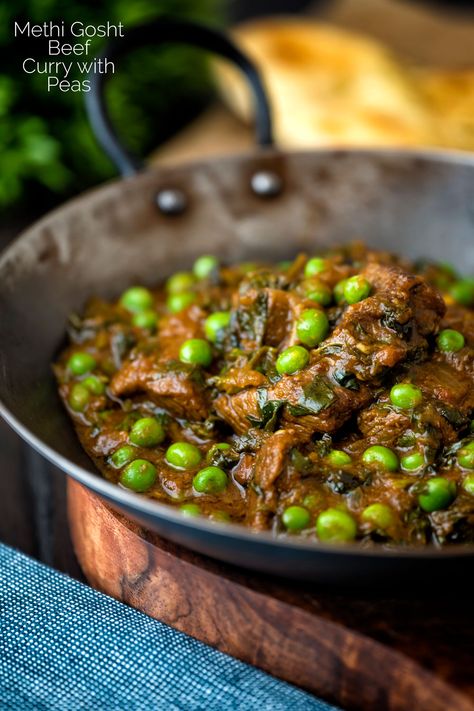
xmin=54 ymin=244 xmax=474 ymax=545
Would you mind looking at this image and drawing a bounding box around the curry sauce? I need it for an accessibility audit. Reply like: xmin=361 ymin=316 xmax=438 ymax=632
xmin=54 ymin=243 xmax=474 ymax=545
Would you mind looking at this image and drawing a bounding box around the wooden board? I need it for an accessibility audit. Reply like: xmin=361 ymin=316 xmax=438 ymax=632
xmin=68 ymin=480 xmax=474 ymax=711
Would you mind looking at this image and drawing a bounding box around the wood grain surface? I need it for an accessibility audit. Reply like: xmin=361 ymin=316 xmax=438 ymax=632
xmin=68 ymin=479 xmax=474 ymax=711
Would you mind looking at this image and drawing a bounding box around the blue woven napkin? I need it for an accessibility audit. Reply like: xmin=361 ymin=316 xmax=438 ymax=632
xmin=0 ymin=543 xmax=341 ymax=711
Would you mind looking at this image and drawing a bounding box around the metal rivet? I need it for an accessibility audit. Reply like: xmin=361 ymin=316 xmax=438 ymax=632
xmin=156 ymin=189 xmax=187 ymax=215
xmin=250 ymin=171 xmax=282 ymax=197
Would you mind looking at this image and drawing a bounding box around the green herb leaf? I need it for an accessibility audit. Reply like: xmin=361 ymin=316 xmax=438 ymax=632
xmin=333 ymin=370 xmax=360 ymax=391
xmin=437 ymin=405 xmax=468 ymax=429
xmin=380 ymin=304 xmax=412 ymax=337
xmin=290 ymin=376 xmax=334 ymax=416
xmin=247 ymin=388 xmax=285 ymax=431
xmin=235 ymin=292 xmax=268 ymax=347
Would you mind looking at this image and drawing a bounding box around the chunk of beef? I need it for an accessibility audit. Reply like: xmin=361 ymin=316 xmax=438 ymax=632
xmin=273 ymin=361 xmax=372 ymax=437
xmin=231 ymin=278 xmax=315 ymax=351
xmin=278 ymin=264 xmax=445 ymax=437
xmin=214 ymin=389 xmax=260 ymax=434
xmin=262 ymin=289 xmax=293 ymax=347
xmin=254 ymin=429 xmax=297 ymax=491
xmin=408 ymin=360 xmax=474 ymax=424
xmin=264 ymin=290 xmax=317 ymax=348
xmin=232 ymin=453 xmax=255 ymax=486
xmin=358 ymin=356 xmax=473 ymax=455
xmin=364 ymin=262 xmax=445 ymax=337
xmin=326 ymin=263 xmax=445 ymax=382
xmin=214 ymin=265 xmax=445 ymax=441
xmin=246 ymin=429 xmax=297 ymax=529
xmin=158 ymin=305 xmax=206 ymax=360
xmin=357 ymin=397 xmax=458 ymax=453
xmin=212 ymin=366 xmax=267 ymax=395
xmin=358 ymin=403 xmax=410 ymax=445
xmin=109 ymin=354 xmax=208 ymax=420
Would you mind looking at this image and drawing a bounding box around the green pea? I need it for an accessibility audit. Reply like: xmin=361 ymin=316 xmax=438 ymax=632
xmin=110 ymin=445 xmax=136 ymax=469
xmin=401 ymin=452 xmax=425 ymax=471
xmin=120 ymin=459 xmax=157 ymax=492
xmin=193 ymin=466 xmax=228 ymax=494
xmin=418 ymin=477 xmax=456 ymax=512
xmin=81 ymin=375 xmax=105 ymax=396
xmin=276 ymin=345 xmax=309 ymax=375
xmin=463 ymin=474 xmax=474 ymax=495
xmin=166 ymin=271 xmax=195 ymax=294
xmin=193 ymin=255 xmax=219 ymax=280
xmin=204 ymin=311 xmax=231 ymax=343
xmin=296 ymin=309 xmax=329 ymax=348
xmin=68 ymin=383 xmax=90 ymax=412
xmin=343 ymin=275 xmax=371 ymax=304
xmin=305 ymin=257 xmax=327 ymax=277
xmin=390 ymin=383 xmax=423 ymax=409
xmin=120 ymin=286 xmax=154 ymax=313
xmin=362 ymin=445 xmax=399 ymax=472
xmin=307 ymin=284 xmax=332 ymax=306
xmin=316 ymin=508 xmax=357 ymax=542
xmin=167 ymin=292 xmax=196 ymax=313
xmin=450 ymin=279 xmax=474 ymax=307
xmin=458 ymin=441 xmax=474 ymax=470
xmin=436 ymin=329 xmax=465 ymax=353
xmin=67 ymin=352 xmax=97 ymax=376
xmin=361 ymin=503 xmax=395 ymax=529
xmin=165 ymin=442 xmax=202 ymax=469
xmin=282 ymin=505 xmax=311 ymax=531
xmin=129 ymin=417 xmax=165 ymax=447
xmin=180 ymin=503 xmax=201 ymax=517
xmin=334 ymin=279 xmax=349 ymax=304
xmin=326 ymin=449 xmax=352 ymax=466
xmin=132 ymin=309 xmax=158 ymax=331
xmin=179 ymin=338 xmax=213 ymax=367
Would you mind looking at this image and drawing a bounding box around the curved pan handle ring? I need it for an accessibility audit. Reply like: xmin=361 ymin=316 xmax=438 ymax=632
xmin=85 ymin=17 xmax=274 ymax=177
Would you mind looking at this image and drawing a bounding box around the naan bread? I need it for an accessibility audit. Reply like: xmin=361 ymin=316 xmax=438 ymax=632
xmin=415 ymin=69 xmax=474 ymax=151
xmin=214 ymin=18 xmax=443 ymax=148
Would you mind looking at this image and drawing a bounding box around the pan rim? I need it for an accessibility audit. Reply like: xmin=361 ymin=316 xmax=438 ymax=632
xmin=1 ymin=144 xmax=474 ymax=561
xmin=2 ymin=143 xmax=474 ymax=272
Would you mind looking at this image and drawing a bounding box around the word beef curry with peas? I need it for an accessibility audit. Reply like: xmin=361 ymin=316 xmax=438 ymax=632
xmin=55 ymin=243 xmax=474 ymax=545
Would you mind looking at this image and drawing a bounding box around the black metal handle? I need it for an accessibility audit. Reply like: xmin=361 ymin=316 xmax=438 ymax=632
xmin=85 ymin=18 xmax=274 ymax=177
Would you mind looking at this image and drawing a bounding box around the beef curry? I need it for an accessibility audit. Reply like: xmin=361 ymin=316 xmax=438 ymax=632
xmin=54 ymin=243 xmax=474 ymax=545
